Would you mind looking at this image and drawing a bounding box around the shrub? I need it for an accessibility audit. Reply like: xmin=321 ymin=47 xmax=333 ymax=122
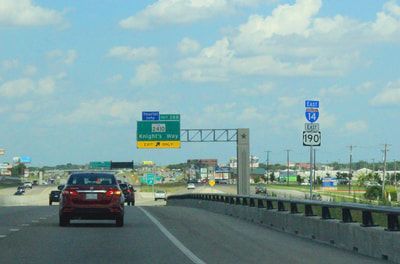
xmin=364 ymin=185 xmax=382 ymax=200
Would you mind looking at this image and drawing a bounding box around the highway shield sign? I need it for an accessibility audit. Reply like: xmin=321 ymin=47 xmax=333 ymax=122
xmin=305 ymin=108 xmax=319 ymax=123
xmin=303 ymin=131 xmax=321 ymax=146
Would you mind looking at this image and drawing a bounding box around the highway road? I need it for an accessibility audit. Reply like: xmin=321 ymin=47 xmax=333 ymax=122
xmin=0 ymin=204 xmax=385 ymax=263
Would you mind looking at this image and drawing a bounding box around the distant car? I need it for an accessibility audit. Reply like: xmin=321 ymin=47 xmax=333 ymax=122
xmin=119 ymin=183 xmax=135 ymax=206
xmin=49 ymin=190 xmax=61 ymax=205
xmin=255 ymin=185 xmax=267 ymax=194
xmin=187 ymin=183 xmax=196 ymax=190
xmin=311 ymin=193 xmax=322 ymax=201
xmin=23 ymin=182 xmax=33 ymax=189
xmin=154 ymin=190 xmax=167 ymax=201
xmin=59 ymin=172 xmax=124 ymax=227
xmin=16 ymin=185 xmax=26 ymax=193
xmin=14 ymin=189 xmax=24 ymax=195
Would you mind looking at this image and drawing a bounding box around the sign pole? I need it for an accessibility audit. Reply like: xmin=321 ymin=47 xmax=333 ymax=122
xmin=310 ymin=146 xmax=313 ymax=199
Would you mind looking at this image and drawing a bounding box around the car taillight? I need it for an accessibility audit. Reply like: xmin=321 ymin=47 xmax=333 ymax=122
xmin=106 ymin=189 xmax=121 ymax=198
xmin=127 ymin=189 xmax=131 ymax=193
xmin=63 ymin=189 xmax=78 ymax=198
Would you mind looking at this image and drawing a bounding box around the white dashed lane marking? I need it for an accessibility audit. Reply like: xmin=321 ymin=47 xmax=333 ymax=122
xmin=9 ymin=229 xmax=20 ymax=232
xmin=31 ymin=220 xmax=39 ymax=223
xmin=0 ymin=235 xmax=6 ymax=238
xmin=21 ymin=224 xmax=30 ymax=227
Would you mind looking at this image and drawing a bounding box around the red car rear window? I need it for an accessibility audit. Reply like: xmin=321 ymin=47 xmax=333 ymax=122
xmin=67 ymin=173 xmax=117 ymax=185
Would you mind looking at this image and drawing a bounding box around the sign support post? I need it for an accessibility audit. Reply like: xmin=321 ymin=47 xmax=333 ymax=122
xmin=237 ymin=128 xmax=250 ymax=195
xmin=310 ymin=146 xmax=313 ymax=199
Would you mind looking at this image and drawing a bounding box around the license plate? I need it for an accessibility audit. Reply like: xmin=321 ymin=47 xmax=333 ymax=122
xmin=86 ymin=193 xmax=97 ymax=200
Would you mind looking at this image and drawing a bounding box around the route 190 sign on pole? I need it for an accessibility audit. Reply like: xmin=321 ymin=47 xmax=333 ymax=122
xmin=304 ymin=100 xmax=321 ymax=200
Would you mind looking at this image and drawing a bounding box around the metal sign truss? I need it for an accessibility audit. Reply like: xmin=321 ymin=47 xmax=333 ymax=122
xmin=180 ymin=129 xmax=238 ymax=142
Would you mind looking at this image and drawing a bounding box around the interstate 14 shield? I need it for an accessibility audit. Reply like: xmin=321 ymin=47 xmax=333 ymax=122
xmin=305 ymin=108 xmax=319 ymax=123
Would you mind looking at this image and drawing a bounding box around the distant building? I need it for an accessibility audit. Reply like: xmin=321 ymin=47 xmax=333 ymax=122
xmin=229 ymin=156 xmax=259 ymax=169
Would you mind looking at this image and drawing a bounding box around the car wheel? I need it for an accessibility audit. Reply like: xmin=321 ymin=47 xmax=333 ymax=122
xmin=116 ymin=216 xmax=124 ymax=227
xmin=127 ymin=201 xmax=131 ymax=206
xmin=59 ymin=215 xmax=69 ymax=227
xmin=49 ymin=201 xmax=52 ymax=206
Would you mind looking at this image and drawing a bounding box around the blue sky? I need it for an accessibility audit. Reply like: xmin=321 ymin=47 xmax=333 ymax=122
xmin=1 ymin=0 xmax=400 ymax=166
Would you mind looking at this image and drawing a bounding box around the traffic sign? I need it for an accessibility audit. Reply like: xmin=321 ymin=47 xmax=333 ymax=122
xmin=160 ymin=114 xmax=180 ymax=121
xmin=142 ymin=111 xmax=160 ymax=121
xmin=137 ymin=141 xmax=181 ymax=148
xmin=137 ymin=120 xmax=180 ymax=149
xmin=305 ymin=100 xmax=319 ymax=108
xmin=304 ymin=123 xmax=319 ymax=132
xmin=305 ymin=108 xmax=319 ymax=123
xmin=303 ymin=131 xmax=321 ymax=146
xmin=209 ymin=180 xmax=215 ymax=187
xmin=146 ymin=173 xmax=155 ymax=185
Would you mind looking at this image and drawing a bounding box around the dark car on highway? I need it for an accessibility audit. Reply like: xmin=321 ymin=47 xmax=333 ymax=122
xmin=59 ymin=172 xmax=124 ymax=227
xmin=255 ymin=185 xmax=267 ymax=194
xmin=119 ymin=183 xmax=135 ymax=206
xmin=49 ymin=185 xmax=64 ymax=205
xmin=49 ymin=191 xmax=61 ymax=205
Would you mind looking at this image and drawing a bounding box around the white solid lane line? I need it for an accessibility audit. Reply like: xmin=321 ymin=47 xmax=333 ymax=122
xmin=138 ymin=207 xmax=206 ymax=264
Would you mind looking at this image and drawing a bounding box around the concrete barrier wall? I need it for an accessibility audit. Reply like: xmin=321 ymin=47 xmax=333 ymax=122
xmin=167 ymin=199 xmax=400 ymax=263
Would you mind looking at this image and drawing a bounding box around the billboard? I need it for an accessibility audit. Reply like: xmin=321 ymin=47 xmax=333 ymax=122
xmin=20 ymin=156 xmax=32 ymax=163
xmin=110 ymin=161 xmax=134 ymax=169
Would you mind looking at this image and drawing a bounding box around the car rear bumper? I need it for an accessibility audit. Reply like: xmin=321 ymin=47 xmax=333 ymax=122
xmin=60 ymin=206 xmax=123 ymax=220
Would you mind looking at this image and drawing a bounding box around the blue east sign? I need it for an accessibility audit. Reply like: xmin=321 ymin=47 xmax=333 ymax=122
xmin=305 ymin=100 xmax=319 ymax=108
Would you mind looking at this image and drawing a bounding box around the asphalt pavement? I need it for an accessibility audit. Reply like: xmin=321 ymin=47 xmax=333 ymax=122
xmin=0 ymin=204 xmax=385 ymax=264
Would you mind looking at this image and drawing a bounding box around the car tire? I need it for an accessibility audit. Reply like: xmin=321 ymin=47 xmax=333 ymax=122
xmin=59 ymin=215 xmax=69 ymax=227
xmin=116 ymin=216 xmax=124 ymax=227
xmin=49 ymin=201 xmax=52 ymax=206
xmin=127 ymin=201 xmax=131 ymax=206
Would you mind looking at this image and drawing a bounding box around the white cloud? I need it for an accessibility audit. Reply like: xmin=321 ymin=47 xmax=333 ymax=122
xmin=1 ymin=59 xmax=19 ymax=70
xmin=23 ymin=65 xmax=38 ymax=76
xmin=46 ymin=49 xmax=78 ymax=65
xmin=119 ymin=0 xmax=264 ymax=30
xmin=0 ymin=75 xmax=62 ymax=97
xmin=0 ymin=0 xmax=64 ymax=27
xmin=57 ymin=97 xmax=152 ymax=125
xmin=178 ymin=38 xmax=201 ymax=55
xmin=344 ymin=120 xmax=368 ymax=134
xmin=370 ymin=80 xmax=400 ymax=106
xmin=0 ymin=78 xmax=34 ymax=97
xmin=177 ymin=0 xmax=400 ymax=82
xmin=131 ymin=63 xmax=162 ymax=85
xmin=278 ymin=96 xmax=301 ymax=108
xmin=37 ymin=77 xmax=56 ymax=95
xmin=237 ymin=83 xmax=274 ymax=96
xmin=107 ymin=46 xmax=158 ymax=61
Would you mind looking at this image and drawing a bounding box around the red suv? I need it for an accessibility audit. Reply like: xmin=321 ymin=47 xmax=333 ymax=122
xmin=59 ymin=172 xmax=124 ymax=227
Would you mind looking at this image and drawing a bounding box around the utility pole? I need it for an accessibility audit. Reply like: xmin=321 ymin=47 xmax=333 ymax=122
xmin=394 ymin=159 xmax=397 ymax=188
xmin=382 ymin=144 xmax=389 ymax=199
xmin=348 ymin=145 xmax=355 ymax=194
xmin=371 ymin=158 xmax=375 ymax=172
xmin=285 ymin=150 xmax=291 ymax=186
xmin=265 ymin=151 xmax=271 ymax=184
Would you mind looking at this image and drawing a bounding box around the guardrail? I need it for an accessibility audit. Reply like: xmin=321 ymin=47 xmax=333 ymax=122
xmin=168 ymin=193 xmax=400 ymax=231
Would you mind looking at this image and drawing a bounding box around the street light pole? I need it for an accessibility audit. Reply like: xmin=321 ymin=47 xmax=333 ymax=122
xmin=382 ymin=144 xmax=389 ymax=199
